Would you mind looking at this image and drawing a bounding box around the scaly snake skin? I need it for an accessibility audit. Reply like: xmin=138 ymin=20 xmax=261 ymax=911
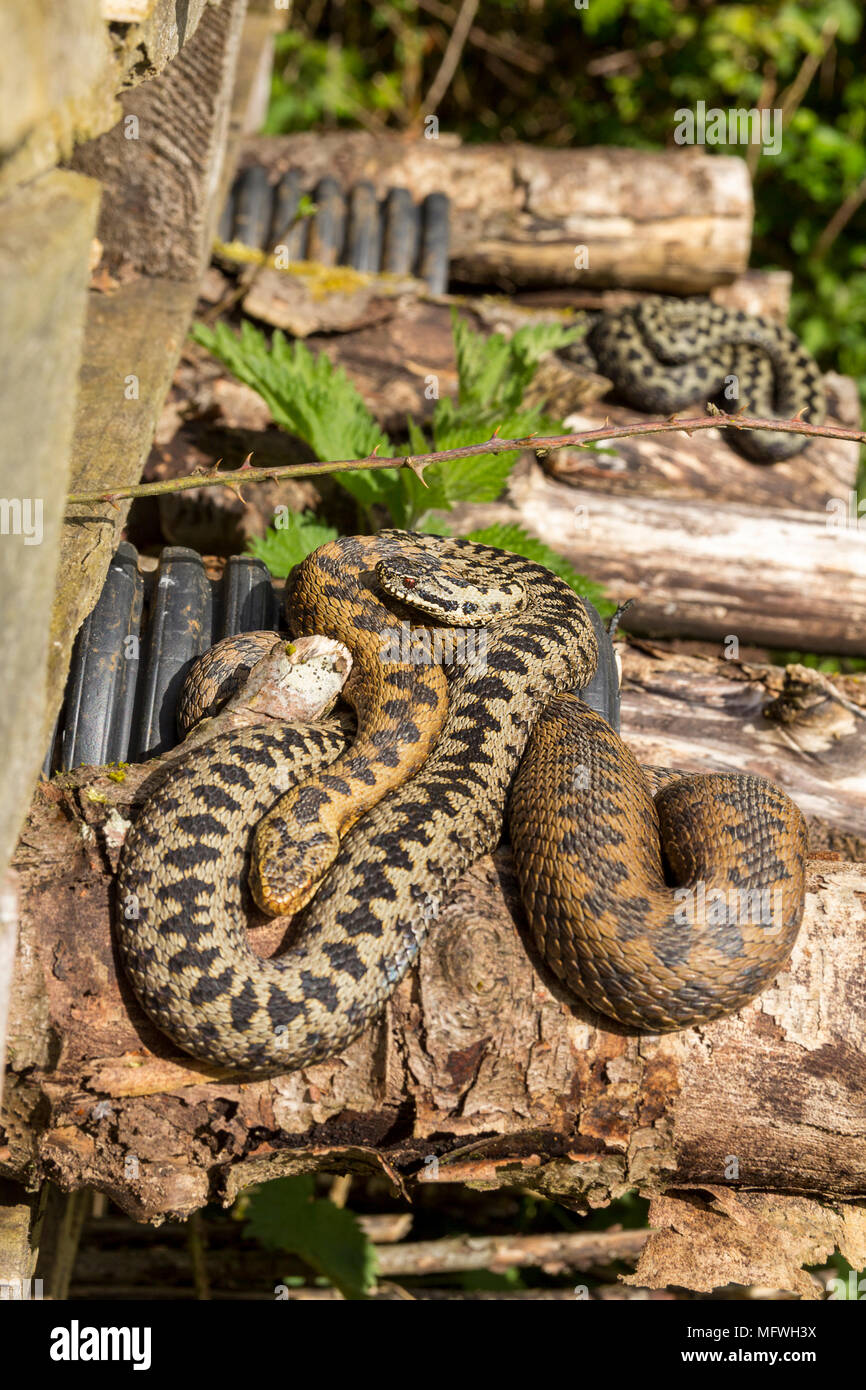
xmin=566 ymin=297 xmax=825 ymax=462
xmin=117 ymin=533 xmax=807 ymax=1071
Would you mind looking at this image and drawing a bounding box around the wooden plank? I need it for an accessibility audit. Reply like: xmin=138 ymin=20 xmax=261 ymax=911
xmin=71 ymin=0 xmax=249 ymax=279
xmin=48 ymin=275 xmax=200 ymax=750
xmin=46 ymin=0 xmax=263 ymax=753
xmin=0 ymin=1181 xmax=45 ymax=1297
xmin=0 ymin=169 xmax=100 ymax=882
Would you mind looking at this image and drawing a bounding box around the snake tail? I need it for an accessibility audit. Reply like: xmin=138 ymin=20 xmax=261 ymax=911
xmin=509 ymin=695 xmax=808 ymax=1032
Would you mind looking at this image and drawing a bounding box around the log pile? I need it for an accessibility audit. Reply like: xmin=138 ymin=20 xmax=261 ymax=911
xmin=240 ymin=132 xmax=754 ymax=292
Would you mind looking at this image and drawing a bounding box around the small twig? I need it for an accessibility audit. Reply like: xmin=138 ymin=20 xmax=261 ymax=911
xmin=328 ymin=1175 xmax=353 ymax=1208
xmin=814 ymin=171 xmax=866 ymax=259
xmin=790 ymin=665 xmax=866 ymax=722
xmin=65 ymin=414 xmax=866 ymax=509
xmin=47 ymin=1189 xmax=92 ymax=1302
xmin=373 ymin=1228 xmax=649 ymax=1278
xmin=421 ymin=0 xmax=481 ymax=115
xmin=778 ymin=18 xmax=839 ymax=126
xmin=415 ymin=0 xmax=552 ymax=72
xmin=607 ymin=598 xmax=635 ymax=640
xmin=746 ymin=66 xmax=777 ymax=178
xmin=187 ymin=1210 xmax=211 ymax=1301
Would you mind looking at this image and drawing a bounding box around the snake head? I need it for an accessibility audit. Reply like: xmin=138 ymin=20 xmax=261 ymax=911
xmin=375 ymin=556 xmax=525 ymax=626
xmin=249 ymin=817 xmax=340 ymax=918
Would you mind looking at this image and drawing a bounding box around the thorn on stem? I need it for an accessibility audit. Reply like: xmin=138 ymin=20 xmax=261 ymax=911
xmin=403 ymin=456 xmax=429 ymax=487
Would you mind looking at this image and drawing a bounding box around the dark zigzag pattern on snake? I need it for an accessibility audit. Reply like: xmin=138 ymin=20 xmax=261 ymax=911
xmin=566 ymin=298 xmax=825 ymax=462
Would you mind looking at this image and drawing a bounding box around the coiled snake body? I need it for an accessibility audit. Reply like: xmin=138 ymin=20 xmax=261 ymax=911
xmin=117 ymin=533 xmax=807 ymax=1072
xmin=566 ymin=298 xmax=825 ymax=462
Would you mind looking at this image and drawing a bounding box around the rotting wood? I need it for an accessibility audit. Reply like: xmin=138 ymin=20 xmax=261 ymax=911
xmin=542 ymin=372 xmax=860 ymax=513
xmin=625 ymin=1189 xmax=866 ymax=1301
xmin=617 ymin=642 xmax=866 ymax=859
xmin=0 ymin=874 xmax=18 ymax=1116
xmin=3 ymin=722 xmax=865 ymax=1292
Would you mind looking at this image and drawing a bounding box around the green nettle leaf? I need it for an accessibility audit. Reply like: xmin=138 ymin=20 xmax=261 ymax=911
xmin=330 ymin=465 xmax=408 ymax=525
xmin=191 ymin=320 xmax=389 ymax=463
xmin=464 ymin=521 xmax=613 ymax=616
xmin=422 ymin=409 xmax=509 ymax=502
xmin=242 ymin=1176 xmax=378 ymax=1301
xmin=191 ymin=319 xmax=408 ymax=523
xmin=247 ymin=510 xmax=338 ymax=578
xmin=194 ymin=309 xmax=604 ymax=548
xmin=423 ymin=402 xmax=566 ymax=509
xmin=414 ymin=312 xmax=589 ymax=511
xmin=400 ymin=418 xmax=451 ymax=521
xmin=451 ymin=307 xmax=587 ymax=416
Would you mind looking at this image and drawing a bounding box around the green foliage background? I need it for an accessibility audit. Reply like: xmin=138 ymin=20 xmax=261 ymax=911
xmin=269 ymin=0 xmax=866 ymax=396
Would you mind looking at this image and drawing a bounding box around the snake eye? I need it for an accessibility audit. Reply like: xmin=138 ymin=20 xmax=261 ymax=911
xmin=402 ymin=576 xmax=416 ymax=590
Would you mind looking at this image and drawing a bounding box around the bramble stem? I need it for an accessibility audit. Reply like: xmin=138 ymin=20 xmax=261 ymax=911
xmin=65 ymin=413 xmax=866 ymax=509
